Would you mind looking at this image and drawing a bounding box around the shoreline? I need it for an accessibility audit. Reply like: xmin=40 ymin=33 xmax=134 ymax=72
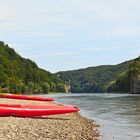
xmin=0 ymin=98 xmax=99 ymax=140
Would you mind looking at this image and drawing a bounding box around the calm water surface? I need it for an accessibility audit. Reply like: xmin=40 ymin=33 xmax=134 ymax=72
xmin=45 ymin=93 xmax=140 ymax=140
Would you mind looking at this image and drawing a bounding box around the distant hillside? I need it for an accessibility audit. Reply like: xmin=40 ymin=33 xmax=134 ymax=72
xmin=130 ymin=57 xmax=140 ymax=94
xmin=0 ymin=41 xmax=67 ymax=94
xmin=57 ymin=58 xmax=140 ymax=93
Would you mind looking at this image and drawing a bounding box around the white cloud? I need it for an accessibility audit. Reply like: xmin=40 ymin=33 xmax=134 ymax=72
xmin=0 ymin=0 xmax=140 ymax=72
xmin=1 ymin=0 xmax=140 ymax=39
xmin=26 ymin=51 xmax=80 ymax=57
xmin=83 ymin=47 xmax=120 ymax=51
xmin=0 ymin=3 xmax=12 ymax=20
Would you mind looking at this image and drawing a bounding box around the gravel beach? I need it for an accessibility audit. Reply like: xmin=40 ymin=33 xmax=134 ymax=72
xmin=0 ymin=98 xmax=99 ymax=140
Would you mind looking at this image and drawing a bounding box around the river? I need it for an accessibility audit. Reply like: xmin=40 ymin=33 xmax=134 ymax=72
xmin=45 ymin=93 xmax=140 ymax=140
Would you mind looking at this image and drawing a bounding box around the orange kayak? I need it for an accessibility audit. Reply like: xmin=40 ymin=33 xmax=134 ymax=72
xmin=0 ymin=104 xmax=79 ymax=117
xmin=0 ymin=93 xmax=54 ymax=101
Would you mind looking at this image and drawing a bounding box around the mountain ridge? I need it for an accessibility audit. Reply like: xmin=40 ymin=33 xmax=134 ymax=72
xmin=57 ymin=57 xmax=140 ymax=93
xmin=0 ymin=41 xmax=67 ymax=94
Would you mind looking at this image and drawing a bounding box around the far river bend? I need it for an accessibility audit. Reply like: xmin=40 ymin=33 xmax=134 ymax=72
xmin=44 ymin=93 xmax=140 ymax=140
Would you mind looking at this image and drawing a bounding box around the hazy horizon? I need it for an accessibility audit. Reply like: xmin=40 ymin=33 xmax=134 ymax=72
xmin=0 ymin=0 xmax=140 ymax=72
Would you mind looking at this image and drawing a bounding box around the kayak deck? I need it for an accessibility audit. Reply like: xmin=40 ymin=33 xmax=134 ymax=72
xmin=0 ymin=104 xmax=79 ymax=117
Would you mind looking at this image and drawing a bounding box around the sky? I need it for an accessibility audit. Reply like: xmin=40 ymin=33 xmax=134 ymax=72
xmin=0 ymin=0 xmax=140 ymax=73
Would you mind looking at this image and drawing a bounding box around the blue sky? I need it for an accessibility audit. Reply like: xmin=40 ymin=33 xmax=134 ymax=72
xmin=0 ymin=0 xmax=140 ymax=72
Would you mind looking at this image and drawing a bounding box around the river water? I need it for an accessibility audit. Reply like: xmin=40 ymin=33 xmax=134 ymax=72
xmin=45 ymin=93 xmax=140 ymax=140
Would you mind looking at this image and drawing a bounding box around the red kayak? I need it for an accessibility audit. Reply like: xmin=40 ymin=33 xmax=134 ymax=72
xmin=0 ymin=104 xmax=79 ymax=117
xmin=0 ymin=93 xmax=54 ymax=101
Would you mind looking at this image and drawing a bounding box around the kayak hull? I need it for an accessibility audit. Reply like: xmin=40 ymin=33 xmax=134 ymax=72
xmin=0 ymin=93 xmax=54 ymax=101
xmin=0 ymin=104 xmax=79 ymax=117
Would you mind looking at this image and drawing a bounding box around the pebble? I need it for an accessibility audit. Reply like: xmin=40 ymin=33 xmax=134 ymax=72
xmin=0 ymin=98 xmax=99 ymax=140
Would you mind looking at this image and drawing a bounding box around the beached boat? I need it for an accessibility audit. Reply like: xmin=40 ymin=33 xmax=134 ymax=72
xmin=0 ymin=104 xmax=79 ymax=117
xmin=0 ymin=93 xmax=54 ymax=101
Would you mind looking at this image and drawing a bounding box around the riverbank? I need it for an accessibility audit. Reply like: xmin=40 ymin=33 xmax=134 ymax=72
xmin=0 ymin=98 xmax=99 ymax=140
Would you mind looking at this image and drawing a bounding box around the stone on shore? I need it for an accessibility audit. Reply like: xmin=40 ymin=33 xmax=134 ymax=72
xmin=0 ymin=98 xmax=99 ymax=140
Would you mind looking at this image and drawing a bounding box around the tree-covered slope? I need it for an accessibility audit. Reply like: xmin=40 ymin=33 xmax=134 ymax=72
xmin=129 ymin=56 xmax=140 ymax=93
xmin=0 ymin=41 xmax=66 ymax=94
xmin=57 ymin=59 xmax=134 ymax=93
xmin=107 ymin=56 xmax=140 ymax=93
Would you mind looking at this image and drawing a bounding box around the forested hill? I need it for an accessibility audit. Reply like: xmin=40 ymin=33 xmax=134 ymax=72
xmin=57 ymin=57 xmax=140 ymax=93
xmin=0 ymin=41 xmax=67 ymax=94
